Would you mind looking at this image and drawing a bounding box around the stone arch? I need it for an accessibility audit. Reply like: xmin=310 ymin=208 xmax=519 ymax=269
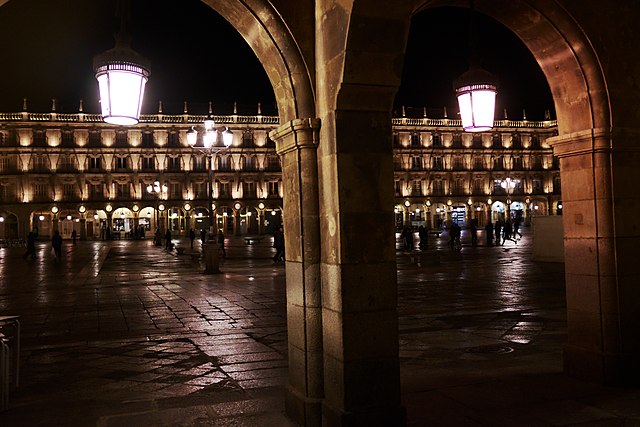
xmin=199 ymin=0 xmax=315 ymax=121
xmin=414 ymin=0 xmax=611 ymax=135
xmin=310 ymin=0 xmax=635 ymax=423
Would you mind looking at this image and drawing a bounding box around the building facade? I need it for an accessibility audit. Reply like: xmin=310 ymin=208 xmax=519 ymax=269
xmin=0 ymin=108 xmax=560 ymax=241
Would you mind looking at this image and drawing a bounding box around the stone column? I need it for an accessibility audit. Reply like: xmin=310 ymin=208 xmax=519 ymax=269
xmin=549 ymin=127 xmax=640 ymax=385
xmin=258 ymin=210 xmax=265 ymax=235
xmin=79 ymin=217 xmax=87 ymax=240
xmin=133 ymin=214 xmax=139 ymax=235
xmin=317 ymin=108 xmax=403 ymax=425
xmin=270 ymin=118 xmax=323 ymax=426
xmin=234 ymin=211 xmax=241 ymax=236
xmin=106 ymin=213 xmax=113 ymax=238
xmin=403 ymin=206 xmax=410 ymax=227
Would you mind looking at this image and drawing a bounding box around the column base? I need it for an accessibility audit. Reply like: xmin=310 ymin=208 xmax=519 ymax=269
xmin=321 ymin=401 xmax=406 ymax=427
xmin=564 ymin=344 xmax=640 ymax=386
xmin=285 ymin=386 xmax=322 ymax=427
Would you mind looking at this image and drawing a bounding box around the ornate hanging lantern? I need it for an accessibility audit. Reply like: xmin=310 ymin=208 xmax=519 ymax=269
xmin=94 ymin=0 xmax=150 ymax=126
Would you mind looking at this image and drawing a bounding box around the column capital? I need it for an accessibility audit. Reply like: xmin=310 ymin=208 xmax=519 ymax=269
xmin=269 ymin=118 xmax=321 ymax=156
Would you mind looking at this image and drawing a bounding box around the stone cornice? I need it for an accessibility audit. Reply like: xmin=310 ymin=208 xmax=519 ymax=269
xmin=548 ymin=127 xmax=640 ymax=158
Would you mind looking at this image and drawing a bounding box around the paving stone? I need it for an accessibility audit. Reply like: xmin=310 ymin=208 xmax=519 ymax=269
xmin=0 ymin=233 xmax=639 ymax=426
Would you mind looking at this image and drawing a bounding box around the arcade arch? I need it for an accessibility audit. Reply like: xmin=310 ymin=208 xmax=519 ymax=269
xmin=0 ymin=0 xmax=635 ymax=424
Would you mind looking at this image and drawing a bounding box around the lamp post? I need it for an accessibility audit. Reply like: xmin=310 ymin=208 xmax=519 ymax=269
xmin=146 ymin=180 xmax=167 ymax=245
xmin=187 ymin=115 xmax=233 ymax=274
xmin=500 ymin=177 xmax=519 ymax=219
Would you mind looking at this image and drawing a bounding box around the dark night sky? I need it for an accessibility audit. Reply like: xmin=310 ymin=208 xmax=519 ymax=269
xmin=0 ymin=1 xmax=553 ymax=120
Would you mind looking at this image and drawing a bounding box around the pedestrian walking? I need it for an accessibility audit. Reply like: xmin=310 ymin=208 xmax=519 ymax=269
xmin=485 ymin=220 xmax=494 ymax=246
xmin=51 ymin=230 xmax=63 ymax=261
xmin=514 ymin=216 xmax=522 ymax=239
xmin=217 ymin=229 xmax=226 ymax=258
xmin=502 ymin=218 xmax=517 ymax=245
xmin=71 ymin=229 xmax=77 ymax=244
xmin=189 ymin=228 xmax=196 ymax=250
xmin=200 ymin=228 xmax=207 ymax=243
xmin=273 ymin=225 xmax=285 ymax=262
xmin=23 ymin=231 xmax=37 ymax=260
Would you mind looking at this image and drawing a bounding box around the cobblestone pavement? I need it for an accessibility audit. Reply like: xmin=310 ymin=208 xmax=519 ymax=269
xmin=0 ymin=230 xmax=639 ymax=426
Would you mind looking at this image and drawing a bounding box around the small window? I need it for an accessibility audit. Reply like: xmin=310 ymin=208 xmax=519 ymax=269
xmin=411 ymin=156 xmax=422 ymax=169
xmin=89 ymin=157 xmax=102 ymax=170
xmin=432 ymin=157 xmax=444 ymax=170
xmin=432 ymin=133 xmax=441 ymax=147
xmin=168 ymin=132 xmax=180 ymax=146
xmin=243 ymin=181 xmax=256 ymax=198
xmin=115 ymin=157 xmax=129 ymax=170
xmin=170 ymin=183 xmax=182 ymax=198
xmin=219 ymin=182 xmax=231 ymax=197
xmin=116 ymin=132 xmax=128 ymax=146
xmin=116 ymin=183 xmax=130 ymax=198
xmin=268 ymin=181 xmax=279 ymax=197
xmin=192 ymin=156 xmax=206 ymax=171
xmin=142 ymin=132 xmax=154 ymax=146
xmin=142 ymin=157 xmax=155 ymax=171
xmin=242 ymin=131 xmax=254 ymax=146
xmin=63 ymin=183 xmax=76 ymax=198
xmin=167 ymin=157 xmax=181 ymax=171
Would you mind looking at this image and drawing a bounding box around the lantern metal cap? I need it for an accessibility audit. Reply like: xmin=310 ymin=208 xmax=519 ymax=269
xmin=93 ymin=34 xmax=151 ymax=77
xmin=454 ymin=66 xmax=498 ymax=92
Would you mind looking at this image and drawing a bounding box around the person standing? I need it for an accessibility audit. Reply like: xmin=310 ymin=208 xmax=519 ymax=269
xmin=485 ymin=220 xmax=494 ymax=246
xmin=71 ymin=229 xmax=77 ymax=244
xmin=418 ymin=225 xmax=428 ymax=250
xmin=189 ymin=228 xmax=196 ymax=250
xmin=23 ymin=231 xmax=37 ymax=260
xmin=51 ymin=230 xmax=63 ymax=261
xmin=273 ymin=225 xmax=285 ymax=262
xmin=401 ymin=226 xmax=414 ymax=251
xmin=494 ymin=219 xmax=502 ymax=246
xmin=165 ymin=229 xmax=172 ymax=250
xmin=200 ymin=228 xmax=207 ymax=243
xmin=449 ymin=222 xmax=461 ymax=250
xmin=217 ymin=229 xmax=226 ymax=258
xmin=470 ymin=220 xmax=478 ymax=247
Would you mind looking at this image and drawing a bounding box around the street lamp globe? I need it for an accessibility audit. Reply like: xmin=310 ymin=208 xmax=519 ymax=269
xmin=186 ymin=127 xmax=198 ymax=147
xmin=222 ymin=128 xmax=233 ymax=147
xmin=203 ymin=129 xmax=217 ymax=149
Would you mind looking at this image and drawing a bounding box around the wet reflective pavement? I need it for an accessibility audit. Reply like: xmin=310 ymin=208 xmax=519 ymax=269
xmin=0 ymin=231 xmax=638 ymax=426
